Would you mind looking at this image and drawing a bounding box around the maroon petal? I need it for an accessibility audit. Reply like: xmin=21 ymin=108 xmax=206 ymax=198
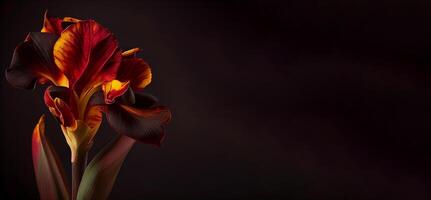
xmin=116 ymin=57 xmax=151 ymax=91
xmin=44 ymin=86 xmax=78 ymax=129
xmin=41 ymin=11 xmax=80 ymax=35
xmin=5 ymin=32 xmax=68 ymax=89
xmin=106 ymin=103 xmax=171 ymax=146
xmin=41 ymin=11 xmax=63 ymax=35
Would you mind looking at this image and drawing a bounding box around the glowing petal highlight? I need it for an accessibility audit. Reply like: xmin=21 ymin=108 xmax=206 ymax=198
xmin=102 ymin=80 xmax=130 ymax=104
xmin=53 ymin=20 xmax=121 ymax=95
xmin=121 ymin=47 xmax=140 ymax=57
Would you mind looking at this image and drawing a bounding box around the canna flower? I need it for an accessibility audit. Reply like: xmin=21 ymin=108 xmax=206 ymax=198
xmin=6 ymin=11 xmax=171 ymax=199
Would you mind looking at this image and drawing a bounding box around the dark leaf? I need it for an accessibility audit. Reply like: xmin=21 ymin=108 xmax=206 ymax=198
xmin=32 ymin=115 xmax=70 ymax=200
xmin=77 ymin=135 xmax=135 ymax=200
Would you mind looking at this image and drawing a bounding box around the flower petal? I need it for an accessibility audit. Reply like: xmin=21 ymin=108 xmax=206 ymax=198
xmin=106 ymin=104 xmax=171 ymax=146
xmin=6 ymin=32 xmax=68 ymax=89
xmin=55 ymin=98 xmax=78 ymax=130
xmin=44 ymin=86 xmax=78 ymax=114
xmin=88 ymin=90 xmax=157 ymax=109
xmin=63 ymin=16 xmax=80 ymax=24
xmin=87 ymin=90 xmax=105 ymax=106
xmin=32 ymin=115 xmax=70 ymax=200
xmin=102 ymin=80 xmax=130 ymax=104
xmin=117 ymin=57 xmax=152 ymax=90
xmin=88 ymin=86 xmax=136 ymax=108
xmin=41 ymin=11 xmax=80 ymax=35
xmin=133 ymin=91 xmax=158 ymax=108
xmin=41 ymin=11 xmax=63 ymax=35
xmin=53 ymin=20 xmax=121 ymax=95
xmin=44 ymin=86 xmax=78 ymax=129
xmin=84 ymin=105 xmax=104 ymax=132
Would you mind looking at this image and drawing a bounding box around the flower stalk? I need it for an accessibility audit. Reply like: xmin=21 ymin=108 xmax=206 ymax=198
xmin=71 ymin=149 xmax=87 ymax=200
xmin=61 ymin=121 xmax=95 ymax=200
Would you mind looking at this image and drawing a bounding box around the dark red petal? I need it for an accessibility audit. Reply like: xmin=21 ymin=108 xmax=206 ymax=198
xmin=133 ymin=92 xmax=158 ymax=108
xmin=53 ymin=20 xmax=121 ymax=95
xmin=88 ymin=86 xmax=136 ymax=108
xmin=5 ymin=32 xmax=68 ymax=89
xmin=44 ymin=86 xmax=78 ymax=129
xmin=106 ymin=104 xmax=171 ymax=146
xmin=41 ymin=11 xmax=63 ymax=35
xmin=102 ymin=80 xmax=130 ymax=104
xmin=117 ymin=57 xmax=151 ymax=91
xmin=117 ymin=87 xmax=136 ymax=105
xmin=44 ymin=86 xmax=78 ymax=115
xmin=54 ymin=98 xmax=77 ymax=129
xmin=41 ymin=11 xmax=80 ymax=35
xmin=88 ymin=90 xmax=105 ymax=106
xmin=88 ymin=89 xmax=156 ymax=108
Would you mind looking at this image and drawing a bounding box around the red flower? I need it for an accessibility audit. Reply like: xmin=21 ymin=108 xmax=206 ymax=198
xmin=6 ymin=12 xmax=171 ymax=158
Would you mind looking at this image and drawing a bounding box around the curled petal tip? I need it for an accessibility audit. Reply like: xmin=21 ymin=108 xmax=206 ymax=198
xmin=117 ymin=57 xmax=152 ymax=90
xmin=102 ymin=80 xmax=130 ymax=104
xmin=41 ymin=10 xmax=62 ymax=34
xmin=40 ymin=114 xmax=46 ymax=122
xmin=106 ymin=104 xmax=171 ymax=145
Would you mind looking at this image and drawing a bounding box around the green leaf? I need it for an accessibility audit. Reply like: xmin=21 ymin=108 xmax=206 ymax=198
xmin=32 ymin=115 xmax=70 ymax=200
xmin=77 ymin=135 xmax=136 ymax=200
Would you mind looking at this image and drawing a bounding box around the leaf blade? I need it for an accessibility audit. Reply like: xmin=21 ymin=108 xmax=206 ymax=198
xmin=32 ymin=115 xmax=70 ymax=200
xmin=77 ymin=135 xmax=135 ymax=200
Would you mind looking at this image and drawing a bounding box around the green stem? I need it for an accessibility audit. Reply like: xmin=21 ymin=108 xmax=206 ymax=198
xmin=72 ymin=150 xmax=88 ymax=200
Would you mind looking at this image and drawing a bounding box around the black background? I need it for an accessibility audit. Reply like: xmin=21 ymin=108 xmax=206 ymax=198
xmin=1 ymin=0 xmax=431 ymax=199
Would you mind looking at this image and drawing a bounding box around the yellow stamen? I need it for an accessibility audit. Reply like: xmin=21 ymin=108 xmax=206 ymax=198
xmin=121 ymin=48 xmax=140 ymax=57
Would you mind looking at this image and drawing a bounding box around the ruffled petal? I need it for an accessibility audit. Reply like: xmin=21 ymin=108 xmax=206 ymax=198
xmin=54 ymin=98 xmax=78 ymax=130
xmin=106 ymin=96 xmax=171 ymax=146
xmin=44 ymin=86 xmax=78 ymax=129
xmin=41 ymin=11 xmax=80 ymax=35
xmin=41 ymin=11 xmax=63 ymax=35
xmin=53 ymin=20 xmax=121 ymax=95
xmin=116 ymin=57 xmax=151 ymax=91
xmin=132 ymin=92 xmax=158 ymax=108
xmin=102 ymin=80 xmax=130 ymax=104
xmin=88 ymin=86 xmax=136 ymax=108
xmin=5 ymin=32 xmax=68 ymax=89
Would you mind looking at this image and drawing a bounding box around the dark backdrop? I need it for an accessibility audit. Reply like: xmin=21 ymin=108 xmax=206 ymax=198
xmin=1 ymin=0 xmax=431 ymax=199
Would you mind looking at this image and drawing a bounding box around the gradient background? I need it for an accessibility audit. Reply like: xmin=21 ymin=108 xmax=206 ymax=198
xmin=1 ymin=0 xmax=431 ymax=199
